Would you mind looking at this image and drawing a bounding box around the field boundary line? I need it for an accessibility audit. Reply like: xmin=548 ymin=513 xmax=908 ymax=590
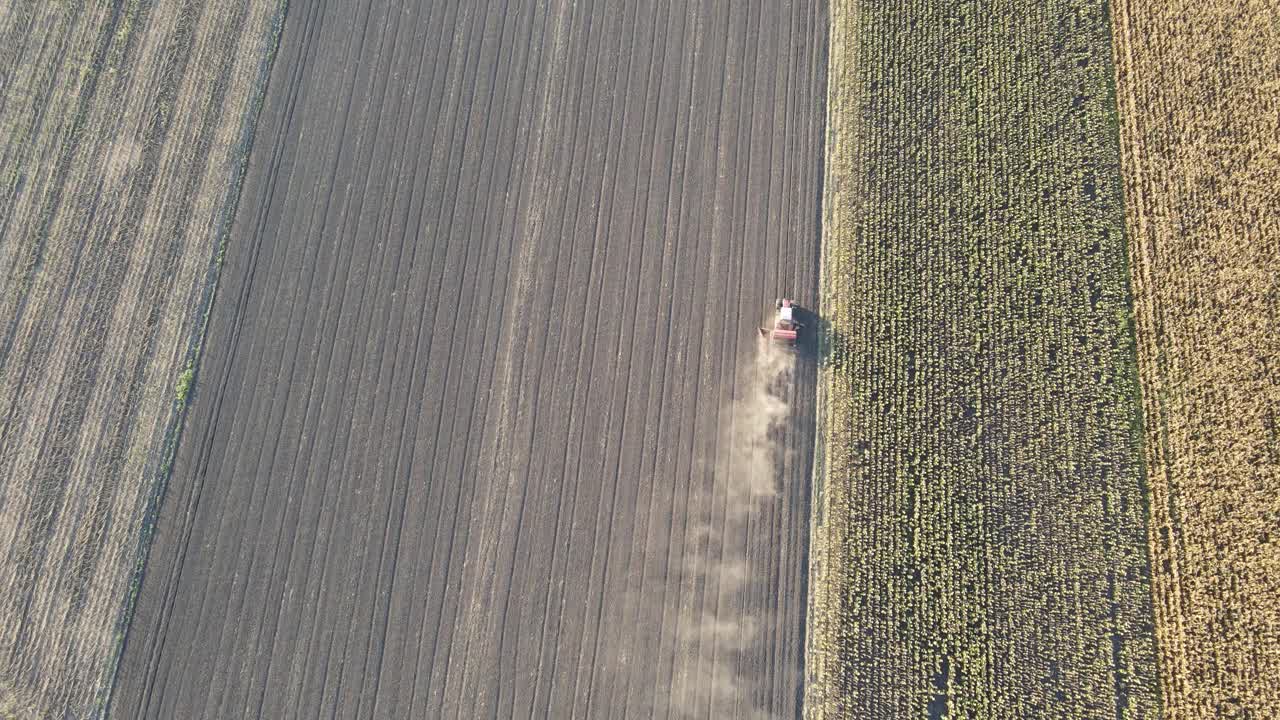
xmin=99 ymin=3 xmax=289 ymax=716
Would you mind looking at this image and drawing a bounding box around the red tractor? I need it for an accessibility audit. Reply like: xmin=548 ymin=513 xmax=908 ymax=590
xmin=759 ymin=298 xmax=803 ymax=349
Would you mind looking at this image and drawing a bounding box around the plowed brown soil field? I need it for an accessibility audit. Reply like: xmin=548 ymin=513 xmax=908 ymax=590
xmin=110 ymin=1 xmax=827 ymax=718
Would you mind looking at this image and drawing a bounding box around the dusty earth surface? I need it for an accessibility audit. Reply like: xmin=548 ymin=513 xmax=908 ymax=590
xmin=110 ymin=1 xmax=826 ymax=718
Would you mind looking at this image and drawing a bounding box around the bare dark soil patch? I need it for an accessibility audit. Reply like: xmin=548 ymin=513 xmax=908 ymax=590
xmin=111 ymin=2 xmax=827 ymax=718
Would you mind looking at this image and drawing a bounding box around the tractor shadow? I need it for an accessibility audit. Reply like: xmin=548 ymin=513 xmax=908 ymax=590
xmin=788 ymin=305 xmax=851 ymax=371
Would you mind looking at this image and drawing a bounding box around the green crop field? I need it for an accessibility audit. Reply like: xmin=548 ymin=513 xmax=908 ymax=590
xmin=807 ymin=0 xmax=1161 ymax=716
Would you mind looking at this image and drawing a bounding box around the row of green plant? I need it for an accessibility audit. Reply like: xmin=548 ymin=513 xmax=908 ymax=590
xmin=807 ymin=1 xmax=1160 ymax=717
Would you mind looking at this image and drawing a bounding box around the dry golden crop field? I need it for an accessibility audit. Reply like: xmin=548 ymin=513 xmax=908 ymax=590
xmin=1111 ymin=0 xmax=1280 ymax=716
xmin=0 ymin=1 xmax=284 ymax=716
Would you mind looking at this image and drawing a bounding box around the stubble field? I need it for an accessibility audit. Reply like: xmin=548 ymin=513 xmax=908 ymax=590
xmin=0 ymin=2 xmax=284 ymax=717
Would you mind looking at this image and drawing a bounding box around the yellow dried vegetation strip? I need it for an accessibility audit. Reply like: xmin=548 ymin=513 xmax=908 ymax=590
xmin=807 ymin=0 xmax=1161 ymax=716
xmin=0 ymin=1 xmax=284 ymax=716
xmin=1111 ymin=1 xmax=1280 ymax=716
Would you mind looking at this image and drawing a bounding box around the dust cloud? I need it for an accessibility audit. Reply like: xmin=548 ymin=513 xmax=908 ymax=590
xmin=669 ymin=343 xmax=796 ymax=720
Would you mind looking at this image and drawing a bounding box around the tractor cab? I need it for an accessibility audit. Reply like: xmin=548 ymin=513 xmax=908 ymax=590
xmin=778 ymin=303 xmax=795 ymax=327
xmin=760 ymin=298 xmax=802 ymax=348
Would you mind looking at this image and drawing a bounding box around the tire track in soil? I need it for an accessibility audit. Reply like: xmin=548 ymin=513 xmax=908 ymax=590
xmin=111 ymin=1 xmax=827 ymax=718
